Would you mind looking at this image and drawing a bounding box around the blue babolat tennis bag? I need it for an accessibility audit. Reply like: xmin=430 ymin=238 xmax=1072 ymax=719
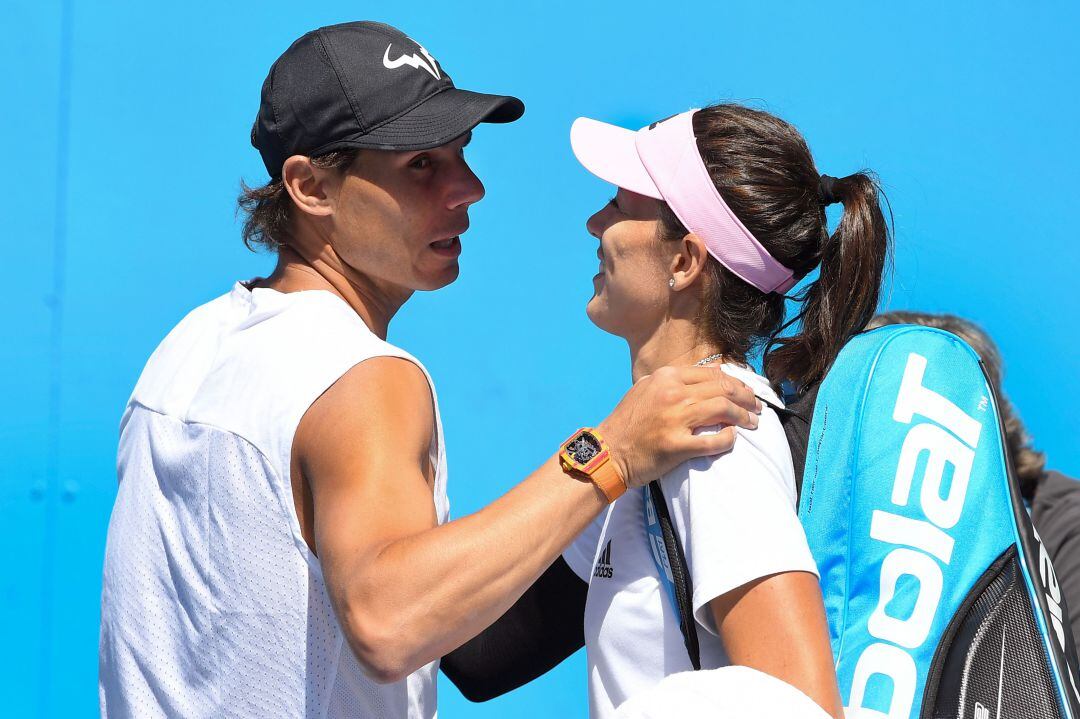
xmin=648 ymin=325 xmax=1080 ymax=718
xmin=791 ymin=325 xmax=1080 ymax=718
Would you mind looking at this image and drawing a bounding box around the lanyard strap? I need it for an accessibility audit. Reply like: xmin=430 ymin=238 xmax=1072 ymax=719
xmin=642 ymin=394 xmax=786 ymax=670
xmin=643 ymin=481 xmax=701 ymax=670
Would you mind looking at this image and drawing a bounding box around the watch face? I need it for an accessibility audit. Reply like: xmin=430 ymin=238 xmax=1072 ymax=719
xmin=567 ymin=432 xmax=602 ymax=465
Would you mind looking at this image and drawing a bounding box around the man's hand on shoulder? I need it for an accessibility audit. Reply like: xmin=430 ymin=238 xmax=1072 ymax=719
xmin=600 ymin=364 xmax=763 ymax=488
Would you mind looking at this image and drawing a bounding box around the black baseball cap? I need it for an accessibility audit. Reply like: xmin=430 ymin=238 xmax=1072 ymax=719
xmin=252 ymin=21 xmax=525 ymax=179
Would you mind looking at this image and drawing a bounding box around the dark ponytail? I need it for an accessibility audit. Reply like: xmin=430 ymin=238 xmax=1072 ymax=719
xmin=764 ymin=172 xmax=892 ymax=388
xmin=656 ymin=103 xmax=892 ymax=390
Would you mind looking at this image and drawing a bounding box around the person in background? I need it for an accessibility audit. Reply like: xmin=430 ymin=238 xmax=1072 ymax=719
xmin=868 ymin=310 xmax=1080 ymax=649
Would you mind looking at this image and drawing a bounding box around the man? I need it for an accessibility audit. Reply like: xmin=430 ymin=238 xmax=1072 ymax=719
xmin=868 ymin=311 xmax=1080 ymax=649
xmin=98 ymin=21 xmax=761 ymax=718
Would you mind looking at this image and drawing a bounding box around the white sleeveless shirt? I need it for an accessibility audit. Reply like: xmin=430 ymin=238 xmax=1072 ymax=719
xmin=99 ymin=281 xmax=449 ymax=718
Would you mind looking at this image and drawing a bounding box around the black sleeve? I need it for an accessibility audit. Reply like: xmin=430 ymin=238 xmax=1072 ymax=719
xmin=440 ymin=556 xmax=588 ymax=702
xmin=1055 ymin=531 xmax=1080 ymax=654
xmin=1032 ymin=471 xmax=1080 ymax=652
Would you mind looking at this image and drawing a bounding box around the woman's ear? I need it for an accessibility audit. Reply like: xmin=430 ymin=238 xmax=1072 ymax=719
xmin=281 ymin=155 xmax=338 ymax=218
xmin=669 ymin=233 xmax=710 ymax=291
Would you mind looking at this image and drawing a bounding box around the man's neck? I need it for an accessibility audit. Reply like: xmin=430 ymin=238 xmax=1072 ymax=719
xmin=628 ymin=319 xmax=722 ymax=383
xmin=256 ymin=239 xmax=409 ymax=341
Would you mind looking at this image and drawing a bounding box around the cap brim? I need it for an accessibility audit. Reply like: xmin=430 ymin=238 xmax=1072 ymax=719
xmin=570 ymin=117 xmax=662 ymax=200
xmin=320 ymin=88 xmax=524 ymax=153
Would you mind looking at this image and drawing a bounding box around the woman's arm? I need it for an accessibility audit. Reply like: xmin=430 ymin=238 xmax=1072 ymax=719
xmin=709 ymin=571 xmax=843 ymax=719
xmin=441 ymin=557 xmax=587 ymax=701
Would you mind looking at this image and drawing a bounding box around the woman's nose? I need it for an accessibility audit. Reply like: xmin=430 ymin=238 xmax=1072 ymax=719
xmin=586 ymin=209 xmax=606 ymax=241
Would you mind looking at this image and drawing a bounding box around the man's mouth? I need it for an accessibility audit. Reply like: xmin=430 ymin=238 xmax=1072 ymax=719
xmin=429 ymin=236 xmax=462 ymax=257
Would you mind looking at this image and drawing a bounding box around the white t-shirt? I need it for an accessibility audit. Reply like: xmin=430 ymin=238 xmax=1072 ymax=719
xmin=563 ymin=362 xmax=819 ymax=719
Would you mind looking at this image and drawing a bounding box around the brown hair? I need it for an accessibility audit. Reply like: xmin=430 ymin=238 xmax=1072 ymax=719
xmin=236 ymin=149 xmax=360 ymax=252
xmin=658 ymin=103 xmax=892 ymax=390
xmin=867 ymin=311 xmax=1046 ymax=500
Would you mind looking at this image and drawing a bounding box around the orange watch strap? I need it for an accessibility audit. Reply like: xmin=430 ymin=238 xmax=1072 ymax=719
xmin=591 ymin=457 xmax=626 ymax=503
xmin=559 ymin=427 xmax=626 ymax=503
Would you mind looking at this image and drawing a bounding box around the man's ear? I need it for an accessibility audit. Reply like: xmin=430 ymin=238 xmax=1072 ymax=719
xmin=669 ymin=233 xmax=710 ymax=290
xmin=281 ymin=155 xmax=337 ymax=218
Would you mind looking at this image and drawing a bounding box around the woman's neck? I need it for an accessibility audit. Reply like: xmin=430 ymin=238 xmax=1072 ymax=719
xmin=629 ymin=319 xmax=723 ymax=383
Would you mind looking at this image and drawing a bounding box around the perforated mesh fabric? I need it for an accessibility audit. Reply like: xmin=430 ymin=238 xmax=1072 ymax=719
xmin=927 ymin=552 xmax=1063 ymax=719
xmin=100 ymin=283 xmax=448 ymax=717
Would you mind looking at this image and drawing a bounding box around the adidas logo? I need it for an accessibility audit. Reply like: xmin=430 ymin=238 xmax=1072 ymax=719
xmin=594 ymin=540 xmax=614 ymax=579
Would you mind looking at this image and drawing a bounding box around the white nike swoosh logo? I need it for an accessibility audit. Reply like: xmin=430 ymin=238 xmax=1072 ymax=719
xmin=995 ymin=628 xmax=1006 ymax=718
xmin=382 ymin=44 xmax=440 ymax=80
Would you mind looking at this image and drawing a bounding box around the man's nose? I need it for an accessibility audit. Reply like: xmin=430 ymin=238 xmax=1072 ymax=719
xmin=446 ymin=159 xmax=485 ymax=210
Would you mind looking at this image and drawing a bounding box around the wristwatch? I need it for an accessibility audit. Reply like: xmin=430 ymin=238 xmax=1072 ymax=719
xmin=558 ymin=427 xmax=626 ymax=503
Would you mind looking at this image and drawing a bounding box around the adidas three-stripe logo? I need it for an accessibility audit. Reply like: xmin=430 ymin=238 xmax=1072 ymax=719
xmin=594 ymin=540 xmax=614 ymax=579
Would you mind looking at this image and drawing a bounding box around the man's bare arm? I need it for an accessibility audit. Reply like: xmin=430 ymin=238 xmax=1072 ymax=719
xmin=298 ymin=357 xmax=761 ymax=683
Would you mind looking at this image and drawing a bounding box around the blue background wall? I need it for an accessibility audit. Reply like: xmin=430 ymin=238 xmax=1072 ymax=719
xmin=4 ymin=1 xmax=1077 ymax=716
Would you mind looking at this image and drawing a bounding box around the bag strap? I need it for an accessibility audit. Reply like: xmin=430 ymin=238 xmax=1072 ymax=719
xmin=774 ymin=385 xmax=819 ymax=503
xmin=643 ymin=481 xmax=701 ymax=670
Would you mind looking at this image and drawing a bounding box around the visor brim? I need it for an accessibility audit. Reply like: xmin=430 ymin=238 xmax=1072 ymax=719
xmin=570 ymin=117 xmax=662 ymax=200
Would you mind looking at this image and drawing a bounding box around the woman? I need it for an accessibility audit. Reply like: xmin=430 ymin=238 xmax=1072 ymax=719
xmin=442 ymin=103 xmax=890 ymax=717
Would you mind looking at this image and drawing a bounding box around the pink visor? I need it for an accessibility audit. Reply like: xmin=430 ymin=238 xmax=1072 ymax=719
xmin=570 ymin=110 xmax=796 ymax=294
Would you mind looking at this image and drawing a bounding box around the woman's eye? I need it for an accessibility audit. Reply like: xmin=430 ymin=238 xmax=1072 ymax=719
xmin=409 ymin=155 xmax=431 ymax=170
